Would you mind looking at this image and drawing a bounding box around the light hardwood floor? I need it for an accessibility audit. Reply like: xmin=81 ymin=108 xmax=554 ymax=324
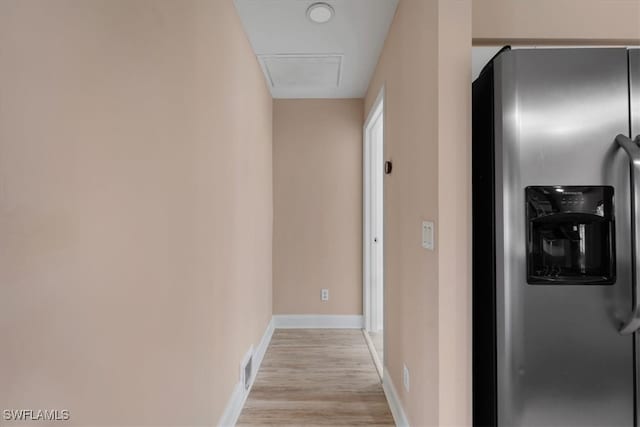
xmin=237 ymin=329 xmax=394 ymax=426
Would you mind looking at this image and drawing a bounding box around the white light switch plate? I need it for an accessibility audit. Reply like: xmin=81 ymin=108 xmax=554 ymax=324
xmin=422 ymin=221 xmax=434 ymax=250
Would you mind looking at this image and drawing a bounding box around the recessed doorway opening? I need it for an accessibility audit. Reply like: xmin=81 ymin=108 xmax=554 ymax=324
xmin=363 ymin=87 xmax=385 ymax=378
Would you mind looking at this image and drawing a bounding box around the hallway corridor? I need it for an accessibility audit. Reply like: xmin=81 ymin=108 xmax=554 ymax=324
xmin=237 ymin=329 xmax=394 ymax=426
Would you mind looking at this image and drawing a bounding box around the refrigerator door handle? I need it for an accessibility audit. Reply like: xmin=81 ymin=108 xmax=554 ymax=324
xmin=617 ymin=134 xmax=640 ymax=335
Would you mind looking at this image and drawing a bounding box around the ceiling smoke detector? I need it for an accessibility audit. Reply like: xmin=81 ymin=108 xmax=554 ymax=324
xmin=307 ymin=2 xmax=334 ymax=24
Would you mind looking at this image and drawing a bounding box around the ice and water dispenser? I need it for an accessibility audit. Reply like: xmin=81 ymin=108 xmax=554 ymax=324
xmin=526 ymin=186 xmax=616 ymax=284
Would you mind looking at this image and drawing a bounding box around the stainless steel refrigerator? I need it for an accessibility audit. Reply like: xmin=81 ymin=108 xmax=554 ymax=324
xmin=473 ymin=47 xmax=640 ymax=427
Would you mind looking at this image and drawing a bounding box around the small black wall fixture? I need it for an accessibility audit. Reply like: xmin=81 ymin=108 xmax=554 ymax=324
xmin=384 ymin=160 xmax=393 ymax=175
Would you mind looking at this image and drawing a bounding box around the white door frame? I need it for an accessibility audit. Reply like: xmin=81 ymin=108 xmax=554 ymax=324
xmin=363 ymin=86 xmax=385 ymax=333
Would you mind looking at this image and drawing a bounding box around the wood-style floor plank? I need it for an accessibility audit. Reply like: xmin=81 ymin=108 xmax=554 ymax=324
xmin=236 ymin=329 xmax=394 ymax=426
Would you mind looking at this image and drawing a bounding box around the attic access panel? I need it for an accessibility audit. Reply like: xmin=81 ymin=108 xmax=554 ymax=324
xmin=259 ymin=54 xmax=343 ymax=88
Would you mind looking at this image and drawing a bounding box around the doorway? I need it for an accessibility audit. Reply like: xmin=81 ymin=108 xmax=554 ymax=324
xmin=363 ymin=88 xmax=384 ymax=377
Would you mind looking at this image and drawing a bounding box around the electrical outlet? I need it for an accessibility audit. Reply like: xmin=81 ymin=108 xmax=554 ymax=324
xmin=403 ymin=364 xmax=410 ymax=392
xmin=321 ymin=289 xmax=329 ymax=301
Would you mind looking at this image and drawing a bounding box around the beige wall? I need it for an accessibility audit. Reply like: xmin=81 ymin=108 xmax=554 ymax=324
xmin=273 ymin=99 xmax=364 ymax=315
xmin=0 ymin=1 xmax=272 ymax=425
xmin=473 ymin=0 xmax=640 ymax=44
xmin=438 ymin=2 xmax=472 ymax=425
xmin=365 ymin=0 xmax=471 ymax=425
xmin=365 ymin=1 xmax=440 ymax=424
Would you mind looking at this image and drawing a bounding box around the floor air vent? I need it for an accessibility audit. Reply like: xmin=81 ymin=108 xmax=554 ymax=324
xmin=241 ymin=347 xmax=254 ymax=391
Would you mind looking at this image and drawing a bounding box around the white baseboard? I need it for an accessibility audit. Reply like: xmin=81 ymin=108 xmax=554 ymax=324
xmin=217 ymin=318 xmax=274 ymax=427
xmin=273 ymin=314 xmax=364 ymax=329
xmin=252 ymin=317 xmax=274 ymax=381
xmin=362 ymin=330 xmax=383 ymax=378
xmin=383 ymin=367 xmax=410 ymax=427
xmin=218 ymin=381 xmax=245 ymax=427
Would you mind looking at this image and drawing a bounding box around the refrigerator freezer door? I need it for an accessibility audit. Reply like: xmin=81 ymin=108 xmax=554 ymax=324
xmin=494 ymin=49 xmax=634 ymax=427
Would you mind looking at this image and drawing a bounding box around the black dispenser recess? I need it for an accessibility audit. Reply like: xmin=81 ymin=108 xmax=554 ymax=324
xmin=526 ymin=186 xmax=616 ymax=285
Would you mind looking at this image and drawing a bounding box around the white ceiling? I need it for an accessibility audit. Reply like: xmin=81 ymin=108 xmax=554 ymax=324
xmin=234 ymin=0 xmax=399 ymax=99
